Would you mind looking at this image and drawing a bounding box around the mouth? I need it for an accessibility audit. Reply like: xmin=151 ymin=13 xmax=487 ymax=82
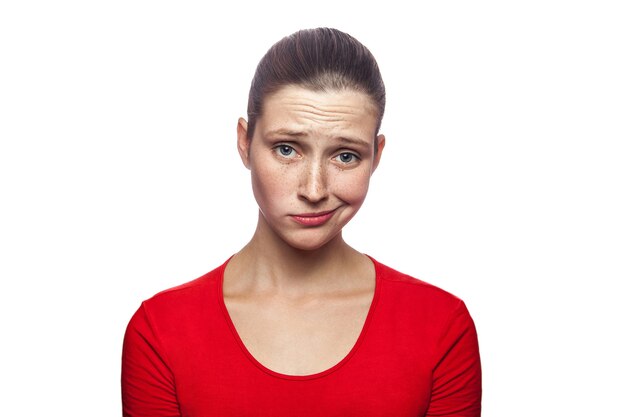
xmin=290 ymin=209 xmax=337 ymax=227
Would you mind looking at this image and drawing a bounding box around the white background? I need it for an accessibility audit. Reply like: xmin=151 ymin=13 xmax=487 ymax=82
xmin=1 ymin=1 xmax=625 ymax=415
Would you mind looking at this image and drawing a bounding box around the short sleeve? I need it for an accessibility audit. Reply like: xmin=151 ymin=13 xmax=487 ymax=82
xmin=121 ymin=304 xmax=181 ymax=417
xmin=427 ymin=300 xmax=482 ymax=417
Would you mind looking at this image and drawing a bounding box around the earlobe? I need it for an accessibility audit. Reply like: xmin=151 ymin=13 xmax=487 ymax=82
xmin=237 ymin=117 xmax=251 ymax=169
xmin=372 ymin=134 xmax=386 ymax=174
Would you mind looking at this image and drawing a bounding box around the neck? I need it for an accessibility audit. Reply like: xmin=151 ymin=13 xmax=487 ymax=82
xmin=227 ymin=211 xmax=367 ymax=297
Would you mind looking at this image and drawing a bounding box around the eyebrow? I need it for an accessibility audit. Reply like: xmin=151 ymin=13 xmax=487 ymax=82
xmin=265 ymin=129 xmax=371 ymax=148
xmin=265 ymin=129 xmax=308 ymax=138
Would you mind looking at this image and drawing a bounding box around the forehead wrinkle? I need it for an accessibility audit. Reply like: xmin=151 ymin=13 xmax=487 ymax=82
xmin=270 ymin=109 xmax=373 ymax=140
xmin=264 ymin=123 xmax=371 ymax=147
xmin=283 ymin=100 xmax=374 ymax=119
xmin=287 ymin=104 xmax=371 ymax=127
xmin=295 ymin=114 xmax=346 ymax=125
xmin=260 ymin=86 xmax=379 ymax=141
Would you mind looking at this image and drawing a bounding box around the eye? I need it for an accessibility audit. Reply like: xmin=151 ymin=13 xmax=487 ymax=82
xmin=334 ymin=152 xmax=359 ymax=164
xmin=274 ymin=144 xmax=297 ymax=159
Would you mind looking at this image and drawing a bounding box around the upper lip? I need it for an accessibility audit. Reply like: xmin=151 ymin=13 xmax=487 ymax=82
xmin=292 ymin=209 xmax=337 ymax=217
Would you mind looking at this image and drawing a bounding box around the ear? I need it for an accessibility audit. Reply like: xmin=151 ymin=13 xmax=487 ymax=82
xmin=371 ymin=134 xmax=386 ymax=174
xmin=237 ymin=117 xmax=251 ymax=169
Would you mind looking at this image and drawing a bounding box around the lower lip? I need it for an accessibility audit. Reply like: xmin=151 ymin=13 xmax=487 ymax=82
xmin=291 ymin=211 xmax=336 ymax=226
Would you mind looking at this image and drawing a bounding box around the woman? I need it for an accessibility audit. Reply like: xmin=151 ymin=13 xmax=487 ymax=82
xmin=122 ymin=28 xmax=481 ymax=416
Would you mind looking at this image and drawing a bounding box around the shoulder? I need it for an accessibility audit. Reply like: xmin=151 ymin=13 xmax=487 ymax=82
xmin=368 ymin=257 xmax=479 ymax=368
xmin=132 ymin=258 xmax=229 ymax=328
xmin=371 ymin=256 xmax=465 ymax=312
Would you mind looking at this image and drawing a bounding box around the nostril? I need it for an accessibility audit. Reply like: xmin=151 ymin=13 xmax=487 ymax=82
xmin=298 ymin=188 xmax=328 ymax=203
xmin=298 ymin=183 xmax=328 ymax=203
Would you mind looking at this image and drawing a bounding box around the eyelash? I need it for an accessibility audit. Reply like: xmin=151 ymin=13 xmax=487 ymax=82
xmin=272 ymin=144 xmax=360 ymax=165
xmin=274 ymin=144 xmax=298 ymax=158
xmin=334 ymin=152 xmax=360 ymax=164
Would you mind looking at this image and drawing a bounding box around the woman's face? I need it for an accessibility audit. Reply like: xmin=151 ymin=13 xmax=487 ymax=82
xmin=237 ymin=85 xmax=385 ymax=251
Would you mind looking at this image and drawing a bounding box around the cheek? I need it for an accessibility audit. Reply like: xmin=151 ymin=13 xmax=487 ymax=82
xmin=334 ymin=170 xmax=372 ymax=204
xmin=250 ymin=159 xmax=294 ymax=208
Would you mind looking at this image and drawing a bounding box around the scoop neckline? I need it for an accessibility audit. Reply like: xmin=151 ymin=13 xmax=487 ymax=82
xmin=216 ymin=254 xmax=381 ymax=381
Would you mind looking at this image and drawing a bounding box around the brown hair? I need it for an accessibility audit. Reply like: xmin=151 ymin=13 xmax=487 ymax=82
xmin=246 ymin=28 xmax=386 ymax=145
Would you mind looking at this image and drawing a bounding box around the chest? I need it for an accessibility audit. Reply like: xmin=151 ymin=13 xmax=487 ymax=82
xmin=168 ymin=281 xmax=436 ymax=417
xmin=174 ymin=314 xmax=433 ymax=417
xmin=223 ymin=291 xmax=373 ymax=376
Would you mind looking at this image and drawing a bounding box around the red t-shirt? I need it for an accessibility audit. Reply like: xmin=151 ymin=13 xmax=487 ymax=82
xmin=122 ymin=257 xmax=481 ymax=416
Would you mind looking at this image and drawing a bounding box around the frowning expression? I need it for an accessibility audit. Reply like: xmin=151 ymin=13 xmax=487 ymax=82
xmin=237 ymin=85 xmax=385 ymax=251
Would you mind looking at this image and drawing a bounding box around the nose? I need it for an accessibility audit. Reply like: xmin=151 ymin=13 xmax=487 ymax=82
xmin=298 ymin=160 xmax=329 ymax=204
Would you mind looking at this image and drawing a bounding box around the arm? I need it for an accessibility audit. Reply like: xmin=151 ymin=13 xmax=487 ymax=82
xmin=121 ymin=304 xmax=181 ymax=417
xmin=427 ymin=300 xmax=482 ymax=417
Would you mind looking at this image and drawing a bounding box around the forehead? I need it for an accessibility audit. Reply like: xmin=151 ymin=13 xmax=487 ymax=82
xmin=257 ymin=85 xmax=379 ymax=140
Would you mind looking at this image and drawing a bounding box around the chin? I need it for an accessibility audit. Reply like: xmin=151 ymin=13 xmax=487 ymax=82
xmin=284 ymin=238 xmax=333 ymax=252
xmin=291 ymin=242 xmax=331 ymax=252
xmin=280 ymin=230 xmax=341 ymax=252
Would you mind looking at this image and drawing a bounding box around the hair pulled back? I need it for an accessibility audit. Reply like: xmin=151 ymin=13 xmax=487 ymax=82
xmin=246 ymin=28 xmax=386 ymax=141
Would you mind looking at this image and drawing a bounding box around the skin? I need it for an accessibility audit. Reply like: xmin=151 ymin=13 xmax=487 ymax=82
xmin=223 ymin=85 xmax=386 ymax=375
